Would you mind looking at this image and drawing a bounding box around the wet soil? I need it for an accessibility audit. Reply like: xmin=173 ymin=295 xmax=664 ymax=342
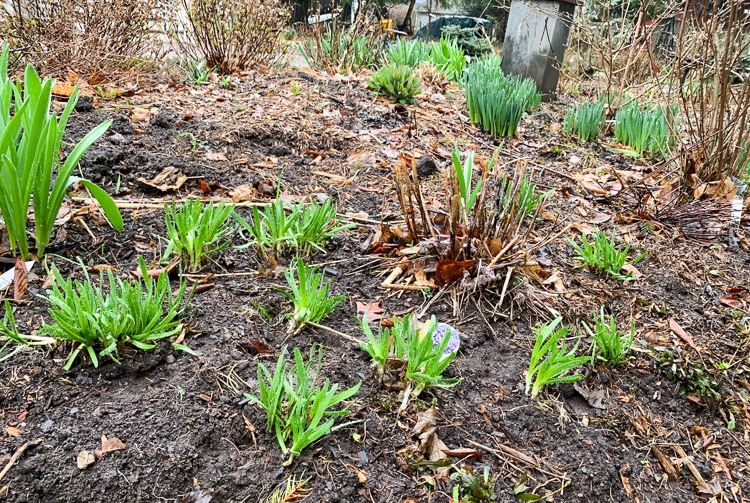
xmin=1 ymin=69 xmax=749 ymax=503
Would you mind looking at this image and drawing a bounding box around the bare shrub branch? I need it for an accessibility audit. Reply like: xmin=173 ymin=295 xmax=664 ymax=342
xmin=172 ymin=0 xmax=290 ymax=74
xmin=1 ymin=0 xmax=163 ymax=78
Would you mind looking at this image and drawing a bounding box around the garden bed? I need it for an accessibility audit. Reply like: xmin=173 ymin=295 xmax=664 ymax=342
xmin=1 ymin=67 xmax=749 ymax=503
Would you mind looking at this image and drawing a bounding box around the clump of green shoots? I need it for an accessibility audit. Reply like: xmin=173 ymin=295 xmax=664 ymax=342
xmin=281 ymin=258 xmax=345 ymax=334
xmin=367 ymin=63 xmax=422 ymax=103
xmin=387 ymin=38 xmax=431 ymax=69
xmin=183 ymin=58 xmax=213 ymax=85
xmin=614 ymin=101 xmax=678 ymax=157
xmin=0 ymin=301 xmax=54 ymax=363
xmin=42 ymin=259 xmax=192 ymax=370
xmin=568 ymin=230 xmax=646 ymax=281
xmin=245 ymin=344 xmax=361 ymax=466
xmin=162 ymin=199 xmax=236 ymax=272
xmin=564 ymin=98 xmax=606 ymax=142
xmin=298 ymin=20 xmax=381 ymax=74
xmin=427 ymin=38 xmax=466 ymax=82
xmin=0 ymin=43 xmax=122 ymax=259
xmin=526 ymin=317 xmax=589 ymax=399
xmin=237 ymin=197 xmax=352 ymax=258
xmin=582 ymin=307 xmax=635 ymax=366
xmin=465 ymin=56 xmax=541 ymax=137
xmin=359 ymin=314 xmax=460 ymax=407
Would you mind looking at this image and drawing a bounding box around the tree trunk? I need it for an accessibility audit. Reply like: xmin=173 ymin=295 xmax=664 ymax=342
xmin=398 ymin=0 xmax=417 ymax=33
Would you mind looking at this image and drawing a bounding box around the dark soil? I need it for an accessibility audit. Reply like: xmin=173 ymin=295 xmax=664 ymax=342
xmin=1 ymin=69 xmax=749 ymax=503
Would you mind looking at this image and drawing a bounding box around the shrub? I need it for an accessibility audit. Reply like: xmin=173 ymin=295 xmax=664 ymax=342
xmin=175 ymin=0 xmax=289 ymax=74
xmin=0 ymin=45 xmax=122 ymax=259
xmin=440 ymin=25 xmax=493 ymax=57
xmin=42 ymin=259 xmax=192 ymax=370
xmin=246 ymin=344 xmax=361 ymax=466
xmin=281 ymin=258 xmax=345 ymax=334
xmin=465 ymin=56 xmax=540 ymax=137
xmin=368 ymin=63 xmax=422 ymax=103
xmin=564 ymin=98 xmax=606 ymax=141
xmin=614 ymin=101 xmax=677 ymax=157
xmin=1 ymin=0 xmax=158 ymax=77
xmin=299 ymin=20 xmax=382 ymax=74
xmin=162 ymin=199 xmax=236 ymax=273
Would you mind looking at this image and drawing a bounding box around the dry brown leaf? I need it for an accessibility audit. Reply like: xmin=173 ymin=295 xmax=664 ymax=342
xmin=77 ymin=450 xmax=96 ymax=470
xmin=356 ymin=301 xmax=386 ymax=323
xmin=669 ymin=318 xmax=699 ymax=351
xmin=97 ymin=435 xmax=126 ymax=455
xmin=435 ymin=259 xmax=475 ymax=287
xmin=137 ymin=166 xmax=188 ymax=192
xmin=411 ymin=406 xmax=449 ymax=479
xmin=694 ymin=178 xmax=736 ymax=202
xmin=230 ymin=184 xmax=258 ymax=202
xmin=130 ymin=257 xmax=179 ymax=279
xmin=13 ymin=255 xmax=27 ymax=301
xmin=574 ymin=172 xmax=622 ymax=196
xmin=569 ymin=221 xmax=596 ymax=235
xmin=5 ymin=426 xmax=20 ymax=437
xmin=205 ymin=151 xmax=227 ymax=161
xmin=621 ymin=263 xmax=643 ymax=279
xmin=719 ymin=297 xmax=744 ymax=309
xmin=51 ymin=81 xmax=77 ymax=97
xmin=130 ymin=107 xmax=152 ymax=124
xmin=442 ymin=447 xmax=481 ymax=459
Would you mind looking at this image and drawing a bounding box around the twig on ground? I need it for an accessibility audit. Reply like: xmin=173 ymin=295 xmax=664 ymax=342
xmin=0 ymin=439 xmax=42 ymax=484
xmin=305 ymin=321 xmax=361 ymax=344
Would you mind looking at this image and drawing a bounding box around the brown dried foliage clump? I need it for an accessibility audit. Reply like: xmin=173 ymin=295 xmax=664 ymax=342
xmin=175 ymin=0 xmax=290 ymax=74
xmin=1 ymin=0 xmax=162 ymax=78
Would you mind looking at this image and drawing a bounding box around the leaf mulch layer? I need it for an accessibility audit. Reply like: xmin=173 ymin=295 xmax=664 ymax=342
xmin=1 ymin=68 xmax=750 ymax=503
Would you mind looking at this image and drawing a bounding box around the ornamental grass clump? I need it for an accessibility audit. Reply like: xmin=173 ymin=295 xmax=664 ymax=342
xmin=564 ymin=98 xmax=606 ymax=142
xmin=526 ymin=317 xmax=590 ymax=399
xmin=614 ymin=101 xmax=678 ymax=157
xmin=42 ymin=258 xmax=192 ymax=370
xmin=368 ymin=63 xmax=422 ymax=103
xmin=162 ymin=199 xmax=236 ymax=272
xmin=0 ymin=43 xmax=122 ymax=259
xmin=246 ymin=344 xmax=361 ymax=466
xmin=465 ymin=56 xmax=540 ymax=137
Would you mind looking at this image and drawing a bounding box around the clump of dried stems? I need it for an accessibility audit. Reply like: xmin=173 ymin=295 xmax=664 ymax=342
xmin=174 ymin=0 xmax=290 ymax=74
xmin=672 ymin=0 xmax=750 ymax=186
xmin=1 ymin=0 xmax=161 ymax=78
xmin=393 ymin=149 xmax=553 ymax=286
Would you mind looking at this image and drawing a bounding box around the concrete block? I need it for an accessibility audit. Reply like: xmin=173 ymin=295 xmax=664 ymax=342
xmin=501 ymin=0 xmax=576 ymax=100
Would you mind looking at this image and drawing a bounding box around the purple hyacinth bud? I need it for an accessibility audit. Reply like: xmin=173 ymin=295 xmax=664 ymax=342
xmin=431 ymin=323 xmax=460 ymax=355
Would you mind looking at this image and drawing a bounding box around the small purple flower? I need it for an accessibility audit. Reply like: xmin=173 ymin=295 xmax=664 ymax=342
xmin=431 ymin=323 xmax=460 ymax=355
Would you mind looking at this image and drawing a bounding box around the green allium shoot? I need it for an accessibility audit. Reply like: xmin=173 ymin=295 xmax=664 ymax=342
xmin=281 ymin=258 xmax=345 ymax=334
xmin=526 ymin=317 xmax=589 ymax=399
